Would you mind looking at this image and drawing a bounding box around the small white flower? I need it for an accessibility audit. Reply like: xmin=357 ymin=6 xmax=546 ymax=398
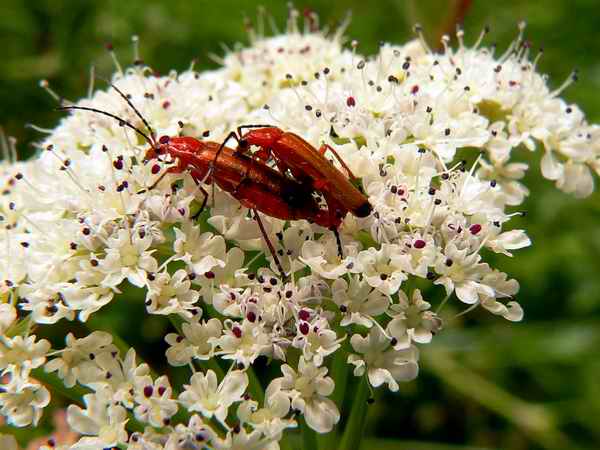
xmin=18 ymin=283 xmax=75 ymax=324
xmin=158 ymin=414 xmax=218 ymax=450
xmin=0 ymin=334 xmax=50 ymax=380
xmin=480 ymin=270 xmax=523 ymax=321
xmin=161 ymin=414 xmax=218 ymax=450
xmin=0 ymin=379 xmax=50 ymax=427
xmin=212 ymin=428 xmax=277 ymax=450
xmin=331 ymin=276 xmax=389 ymax=327
xmin=238 ymin=382 xmax=296 ymax=438
xmin=145 ymin=269 xmax=199 ymax=317
xmin=216 ymin=319 xmax=271 ymax=368
xmin=179 ymin=369 xmax=248 ymax=423
xmin=300 ymin=236 xmax=354 ymax=279
xmin=271 ymin=357 xmax=340 ymax=433
xmin=485 ymin=228 xmax=531 ymax=257
xmin=99 ymin=228 xmax=158 ymax=288
xmin=292 ymin=316 xmax=342 ymax=366
xmin=198 ymin=247 xmax=250 ymax=305
xmin=174 ymin=223 xmax=226 ymax=277
xmin=133 ymin=374 xmax=178 ymax=427
xmin=391 ymin=232 xmax=437 ymax=278
xmin=65 ymin=289 xmax=114 ymax=325
xmin=164 ymin=318 xmax=222 ymax=366
xmin=274 ymin=222 xmax=315 ymax=273
xmin=0 ymin=236 xmax=28 ymax=292
xmin=44 ymin=331 xmax=117 ymax=388
xmin=434 ymin=242 xmax=495 ymax=304
xmin=356 ymin=244 xmax=408 ymax=295
xmin=387 ymin=289 xmax=442 ymax=347
xmin=0 ymin=304 xmax=17 ymax=334
xmin=67 ymin=390 xmax=128 ymax=447
xmin=89 ymin=348 xmax=150 ymax=408
xmin=348 ymin=326 xmax=419 ymax=392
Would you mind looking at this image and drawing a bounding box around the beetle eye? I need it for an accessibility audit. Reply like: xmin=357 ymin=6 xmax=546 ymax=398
xmin=159 ymin=135 xmax=170 ymax=144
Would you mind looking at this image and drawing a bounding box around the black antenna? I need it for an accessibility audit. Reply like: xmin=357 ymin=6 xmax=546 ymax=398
xmin=98 ymin=77 xmax=156 ymax=143
xmin=56 ymin=105 xmax=153 ymax=146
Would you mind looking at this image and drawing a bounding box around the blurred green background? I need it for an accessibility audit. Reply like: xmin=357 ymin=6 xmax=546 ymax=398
xmin=2 ymin=1 xmax=600 ymax=449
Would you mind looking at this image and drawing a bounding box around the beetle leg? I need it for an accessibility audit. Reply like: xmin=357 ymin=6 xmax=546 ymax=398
xmin=319 ymin=143 xmax=358 ymax=180
xmin=322 ymin=192 xmax=345 ymax=257
xmin=253 ymin=209 xmax=287 ymax=280
xmin=210 ymin=131 xmax=244 ymax=205
xmin=331 ymin=227 xmax=343 ymax=258
xmin=191 ymin=185 xmax=209 ymax=220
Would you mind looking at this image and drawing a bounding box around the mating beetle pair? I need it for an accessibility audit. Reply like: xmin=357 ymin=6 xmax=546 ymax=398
xmin=60 ymin=84 xmax=372 ymax=279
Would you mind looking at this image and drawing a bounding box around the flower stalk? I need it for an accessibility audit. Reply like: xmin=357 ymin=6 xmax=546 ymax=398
xmin=338 ymin=378 xmax=370 ymax=450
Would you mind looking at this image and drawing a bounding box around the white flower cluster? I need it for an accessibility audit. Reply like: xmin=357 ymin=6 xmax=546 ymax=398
xmin=1 ymin=13 xmax=598 ymax=449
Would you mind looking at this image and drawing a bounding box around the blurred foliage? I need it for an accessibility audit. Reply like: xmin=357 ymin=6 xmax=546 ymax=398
xmin=2 ymin=0 xmax=600 ymax=449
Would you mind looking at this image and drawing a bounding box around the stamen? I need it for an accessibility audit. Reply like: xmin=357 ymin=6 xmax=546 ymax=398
xmin=38 ymin=79 xmax=63 ymax=104
xmin=7 ymin=136 xmax=17 ymax=164
xmin=268 ymin=9 xmax=280 ymax=35
xmin=46 ymin=145 xmax=90 ymax=195
xmin=207 ymin=52 xmax=225 ymax=66
xmin=440 ymin=34 xmax=451 ymax=54
xmin=500 ymin=21 xmax=527 ymax=62
xmin=333 ymin=11 xmax=352 ymax=42
xmin=413 ymin=23 xmax=431 ymax=54
xmin=459 ymin=153 xmax=483 ymax=198
xmin=25 ymin=123 xmax=55 ymax=135
xmin=473 ymin=25 xmax=491 ymax=49
xmin=0 ymin=128 xmax=14 ymax=163
xmin=219 ymin=42 xmax=234 ymax=59
xmin=550 ymin=69 xmax=578 ymax=97
xmin=188 ymin=57 xmax=198 ymax=72
xmin=287 ymin=4 xmax=300 ymax=34
xmin=105 ymin=42 xmax=124 ymax=76
xmin=531 ymin=47 xmax=544 ymax=71
xmin=131 ymin=35 xmax=141 ymax=65
xmin=455 ymin=25 xmax=465 ymax=50
xmin=87 ymin=65 xmax=96 ymax=99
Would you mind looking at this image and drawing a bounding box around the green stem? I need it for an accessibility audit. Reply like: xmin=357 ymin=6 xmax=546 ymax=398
xmin=318 ymin=344 xmax=350 ymax=449
xmin=246 ymin=364 xmax=265 ymax=405
xmin=301 ymin=417 xmax=318 ymax=450
xmin=279 ymin=434 xmax=295 ymax=450
xmin=338 ymin=378 xmax=369 ymax=450
xmin=330 ymin=345 xmax=351 ymax=409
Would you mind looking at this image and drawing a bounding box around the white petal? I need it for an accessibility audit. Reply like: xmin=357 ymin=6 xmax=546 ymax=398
xmin=503 ymin=301 xmax=524 ymax=322
xmin=540 ymin=150 xmax=563 ymax=180
xmin=219 ymin=371 xmax=249 ymax=403
xmin=304 ymin=397 xmax=340 ymax=433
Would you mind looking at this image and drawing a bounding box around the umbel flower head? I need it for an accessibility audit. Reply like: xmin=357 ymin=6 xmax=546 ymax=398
xmin=0 ymin=9 xmax=598 ymax=449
